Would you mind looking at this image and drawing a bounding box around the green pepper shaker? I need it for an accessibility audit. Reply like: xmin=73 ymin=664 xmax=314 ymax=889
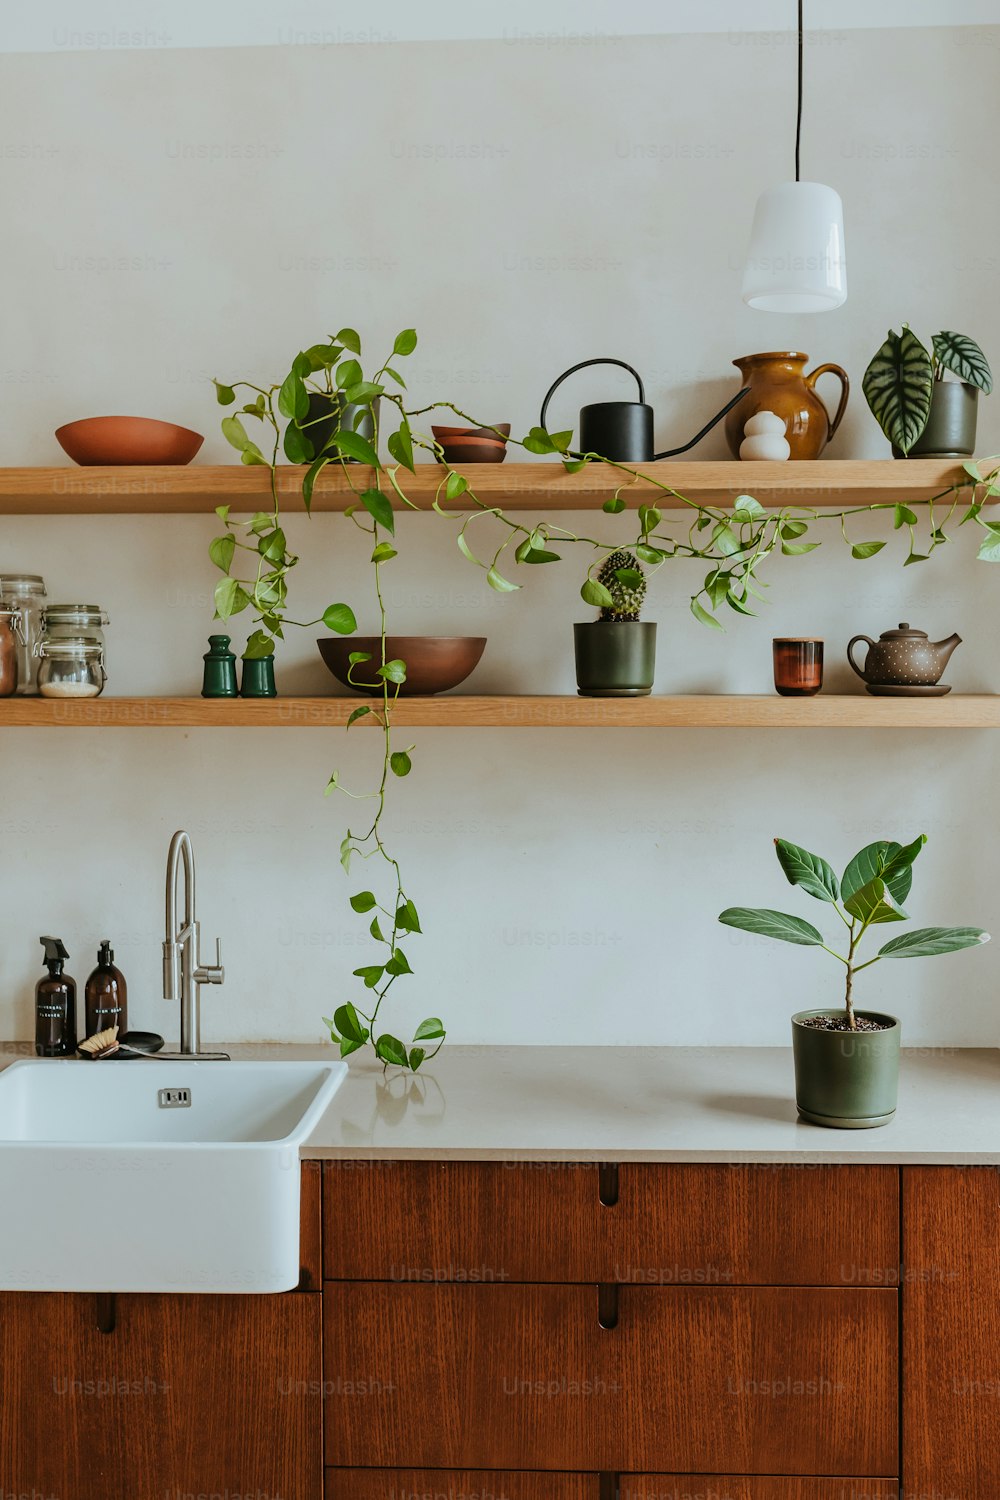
xmin=202 ymin=635 xmax=239 ymax=698
xmin=240 ymin=655 xmax=277 ymax=698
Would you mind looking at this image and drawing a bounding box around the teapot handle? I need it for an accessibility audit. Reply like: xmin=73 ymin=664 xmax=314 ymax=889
xmin=805 ymin=362 xmax=850 ymax=442
xmin=539 ymin=358 xmax=646 ymax=436
xmin=847 ymin=635 xmax=875 ymax=681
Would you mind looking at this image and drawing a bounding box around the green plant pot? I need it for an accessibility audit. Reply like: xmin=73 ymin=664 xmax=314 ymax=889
xmin=574 ymin=621 xmax=656 ymax=697
xmin=305 ymin=392 xmax=379 ymax=462
xmin=791 ymin=1010 xmax=900 ymax=1128
xmin=893 ymin=381 xmax=979 ymax=459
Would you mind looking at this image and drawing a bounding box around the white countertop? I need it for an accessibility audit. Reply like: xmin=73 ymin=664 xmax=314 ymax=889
xmin=4 ymin=1042 xmax=999 ymax=1162
xmin=296 ymin=1044 xmax=1000 ymax=1163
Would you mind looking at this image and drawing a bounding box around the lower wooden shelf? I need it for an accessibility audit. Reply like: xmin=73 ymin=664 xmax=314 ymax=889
xmin=0 ymin=694 xmax=996 ymax=728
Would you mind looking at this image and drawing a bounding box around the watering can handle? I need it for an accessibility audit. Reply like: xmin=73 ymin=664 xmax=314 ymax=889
xmin=539 ymin=358 xmax=646 ymax=434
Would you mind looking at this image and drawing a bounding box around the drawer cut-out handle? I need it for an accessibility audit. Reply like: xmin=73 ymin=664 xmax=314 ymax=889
xmin=598 ymin=1283 xmax=619 ymax=1329
xmin=599 ymin=1162 xmax=619 ymax=1207
xmin=96 ymin=1292 xmax=116 ymax=1335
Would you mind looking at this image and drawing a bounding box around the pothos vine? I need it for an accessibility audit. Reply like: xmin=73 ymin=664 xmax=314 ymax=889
xmin=209 ymin=327 xmax=1000 ymax=1070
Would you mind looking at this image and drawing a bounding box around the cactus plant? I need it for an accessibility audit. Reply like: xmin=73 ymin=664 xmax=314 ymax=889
xmin=596 ymin=549 xmax=646 ymax=621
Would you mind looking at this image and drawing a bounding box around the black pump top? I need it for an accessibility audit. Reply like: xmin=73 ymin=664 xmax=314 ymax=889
xmin=39 ymin=936 xmax=69 ymax=975
xmin=98 ymin=940 xmax=114 ymax=966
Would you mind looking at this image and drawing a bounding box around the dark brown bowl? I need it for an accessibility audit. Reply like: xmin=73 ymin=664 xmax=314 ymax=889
xmin=435 ymin=437 xmax=508 ymax=466
xmin=55 ymin=415 xmax=204 ymax=466
xmin=432 ymin=423 xmax=511 ymax=442
xmin=317 ymin=635 xmax=487 ymax=696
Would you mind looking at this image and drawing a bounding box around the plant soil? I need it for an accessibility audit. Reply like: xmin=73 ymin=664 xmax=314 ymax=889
xmin=799 ymin=1015 xmax=892 ymax=1032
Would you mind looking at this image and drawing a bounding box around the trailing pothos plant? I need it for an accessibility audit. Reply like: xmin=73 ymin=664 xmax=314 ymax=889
xmin=208 ymin=326 xmax=1000 ymax=1069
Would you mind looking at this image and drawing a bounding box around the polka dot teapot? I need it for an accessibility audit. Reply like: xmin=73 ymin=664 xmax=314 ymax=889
xmin=847 ymin=622 xmax=962 ymax=687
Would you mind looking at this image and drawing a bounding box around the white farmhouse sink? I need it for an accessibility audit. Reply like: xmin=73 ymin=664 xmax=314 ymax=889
xmin=0 ymin=1058 xmax=346 ymax=1293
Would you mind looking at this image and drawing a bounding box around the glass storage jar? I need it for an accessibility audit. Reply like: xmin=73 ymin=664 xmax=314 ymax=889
xmin=0 ymin=574 xmax=46 ymax=695
xmin=41 ymin=604 xmax=109 ymax=649
xmin=37 ymin=638 xmax=106 ymax=699
xmin=0 ymin=602 xmax=25 ymax=696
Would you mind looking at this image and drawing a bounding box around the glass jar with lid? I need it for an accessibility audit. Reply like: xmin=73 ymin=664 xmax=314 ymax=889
xmin=37 ymin=637 xmax=106 ymax=699
xmin=0 ymin=601 xmax=25 ymax=697
xmin=0 ymin=574 xmax=46 ymax=694
xmin=41 ymin=604 xmax=109 ymax=649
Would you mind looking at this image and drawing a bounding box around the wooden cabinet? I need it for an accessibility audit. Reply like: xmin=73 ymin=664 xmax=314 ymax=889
xmin=326 ymin=1472 xmax=597 ymax=1499
xmin=323 ymin=1161 xmax=898 ymax=1285
xmin=904 ymin=1165 xmax=1000 ymax=1498
xmin=324 ymin=1281 xmax=896 ymax=1474
xmin=621 ymin=1484 xmax=899 ymax=1500
xmin=0 ymin=1290 xmax=322 ymax=1500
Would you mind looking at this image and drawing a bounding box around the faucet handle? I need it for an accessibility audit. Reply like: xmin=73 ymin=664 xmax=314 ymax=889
xmin=196 ymin=937 xmax=225 ymax=987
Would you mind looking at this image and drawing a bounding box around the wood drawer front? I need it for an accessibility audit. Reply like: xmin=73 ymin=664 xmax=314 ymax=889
xmin=324 ymin=1283 xmax=896 ymax=1474
xmin=904 ymin=1165 xmax=1000 ymax=1497
xmin=322 ymin=1162 xmax=897 ymax=1285
xmin=0 ymin=1291 xmax=322 ymax=1500
xmin=326 ymin=1470 xmax=597 ymax=1499
xmin=620 ymin=1482 xmax=893 ymax=1494
xmin=621 ymin=1482 xmax=899 ymax=1500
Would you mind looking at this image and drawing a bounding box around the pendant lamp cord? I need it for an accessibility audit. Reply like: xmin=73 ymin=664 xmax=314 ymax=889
xmin=795 ymin=0 xmax=803 ymax=182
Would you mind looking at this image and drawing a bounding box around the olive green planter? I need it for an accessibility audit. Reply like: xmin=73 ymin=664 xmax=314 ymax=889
xmin=893 ymin=381 xmax=978 ymax=459
xmin=305 ymin=391 xmax=378 ymax=460
xmin=791 ymin=1009 xmax=900 ymax=1129
xmin=574 ymin=621 xmax=656 ymax=697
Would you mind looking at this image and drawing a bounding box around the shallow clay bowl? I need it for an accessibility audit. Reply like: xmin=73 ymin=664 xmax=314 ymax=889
xmin=435 ymin=436 xmax=508 ymax=466
xmin=432 ymin=423 xmax=511 ymax=442
xmin=318 ymin=635 xmax=487 ymax=696
xmin=55 ymin=416 xmax=205 ymax=466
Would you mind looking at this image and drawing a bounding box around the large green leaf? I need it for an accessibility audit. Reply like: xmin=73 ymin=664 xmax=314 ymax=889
xmin=878 ymin=927 xmax=990 ymax=959
xmin=718 ymin=908 xmax=825 ymax=946
xmin=932 ymin=331 xmax=993 ymax=394
xmin=774 ymin=838 xmax=839 ymax=903
xmin=843 ymin=877 xmax=908 ymax=927
xmin=841 ymin=840 xmax=919 ymax=906
xmin=863 ymin=327 xmax=933 ymax=453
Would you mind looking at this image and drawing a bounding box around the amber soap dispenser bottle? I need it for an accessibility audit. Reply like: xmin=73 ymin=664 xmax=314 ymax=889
xmin=84 ymin=939 xmax=128 ymax=1039
xmin=35 ymin=936 xmax=77 ymax=1057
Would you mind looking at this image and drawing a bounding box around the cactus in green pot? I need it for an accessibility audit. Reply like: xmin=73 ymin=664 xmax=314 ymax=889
xmin=596 ymin=549 xmax=646 ymax=621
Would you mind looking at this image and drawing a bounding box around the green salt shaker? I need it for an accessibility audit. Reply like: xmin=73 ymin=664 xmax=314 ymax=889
xmin=202 ymin=635 xmax=238 ymax=698
xmin=240 ymin=655 xmax=276 ymax=698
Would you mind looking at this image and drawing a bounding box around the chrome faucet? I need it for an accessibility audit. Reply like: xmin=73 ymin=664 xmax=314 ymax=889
xmin=163 ymin=830 xmax=229 ymax=1059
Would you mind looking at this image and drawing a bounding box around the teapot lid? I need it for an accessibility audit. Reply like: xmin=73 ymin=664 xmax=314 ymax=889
xmin=879 ymin=622 xmax=927 ymax=640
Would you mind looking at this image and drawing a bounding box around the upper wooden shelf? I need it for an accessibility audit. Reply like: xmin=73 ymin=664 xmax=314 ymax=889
xmin=1 ymin=695 xmax=996 ymax=729
xmin=0 ymin=460 xmax=974 ymax=515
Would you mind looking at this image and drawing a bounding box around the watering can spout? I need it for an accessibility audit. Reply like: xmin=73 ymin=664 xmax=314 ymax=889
xmin=651 ymin=387 xmax=749 ymax=460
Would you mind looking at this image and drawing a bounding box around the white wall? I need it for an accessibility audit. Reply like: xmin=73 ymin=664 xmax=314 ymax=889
xmin=1 ymin=13 xmax=999 ymax=1048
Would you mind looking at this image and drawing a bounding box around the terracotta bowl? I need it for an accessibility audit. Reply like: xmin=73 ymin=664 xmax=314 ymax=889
xmin=317 ymin=635 xmax=487 ymax=696
xmin=435 ymin=435 xmax=508 ymax=466
xmin=55 ymin=416 xmax=205 ymax=466
xmin=432 ymin=423 xmax=511 ymax=442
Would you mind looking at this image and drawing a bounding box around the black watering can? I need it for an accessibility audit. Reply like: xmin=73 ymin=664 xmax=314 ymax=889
xmin=540 ymin=357 xmax=749 ymax=463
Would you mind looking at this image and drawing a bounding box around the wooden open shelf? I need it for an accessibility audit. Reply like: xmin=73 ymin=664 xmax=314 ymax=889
xmin=1 ymin=695 xmax=996 ymax=729
xmin=0 ymin=460 xmax=974 ymax=515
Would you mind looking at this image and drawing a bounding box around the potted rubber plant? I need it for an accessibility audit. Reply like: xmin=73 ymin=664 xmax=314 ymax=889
xmin=863 ymin=326 xmax=993 ymax=458
xmin=574 ymin=549 xmax=656 ymax=696
xmin=719 ymin=835 xmax=989 ymax=1129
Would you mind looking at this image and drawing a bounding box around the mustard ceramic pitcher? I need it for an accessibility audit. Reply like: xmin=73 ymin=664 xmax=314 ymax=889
xmin=724 ymin=351 xmax=849 ymax=459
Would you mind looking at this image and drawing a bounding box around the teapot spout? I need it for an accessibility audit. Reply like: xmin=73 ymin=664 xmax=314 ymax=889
xmin=935 ymin=632 xmax=963 ymax=666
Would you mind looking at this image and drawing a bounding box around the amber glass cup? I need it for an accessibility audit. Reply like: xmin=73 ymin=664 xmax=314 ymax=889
xmin=773 ymin=638 xmax=824 ymax=696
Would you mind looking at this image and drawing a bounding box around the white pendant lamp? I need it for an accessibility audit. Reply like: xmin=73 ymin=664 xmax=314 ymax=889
xmin=742 ymin=0 xmax=847 ymax=312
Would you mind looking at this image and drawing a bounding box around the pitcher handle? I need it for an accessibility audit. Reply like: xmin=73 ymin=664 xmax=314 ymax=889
xmin=846 ymin=635 xmax=874 ymax=681
xmin=805 ymin=362 xmax=850 ymax=442
xmin=539 ymin=358 xmax=645 ymax=436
